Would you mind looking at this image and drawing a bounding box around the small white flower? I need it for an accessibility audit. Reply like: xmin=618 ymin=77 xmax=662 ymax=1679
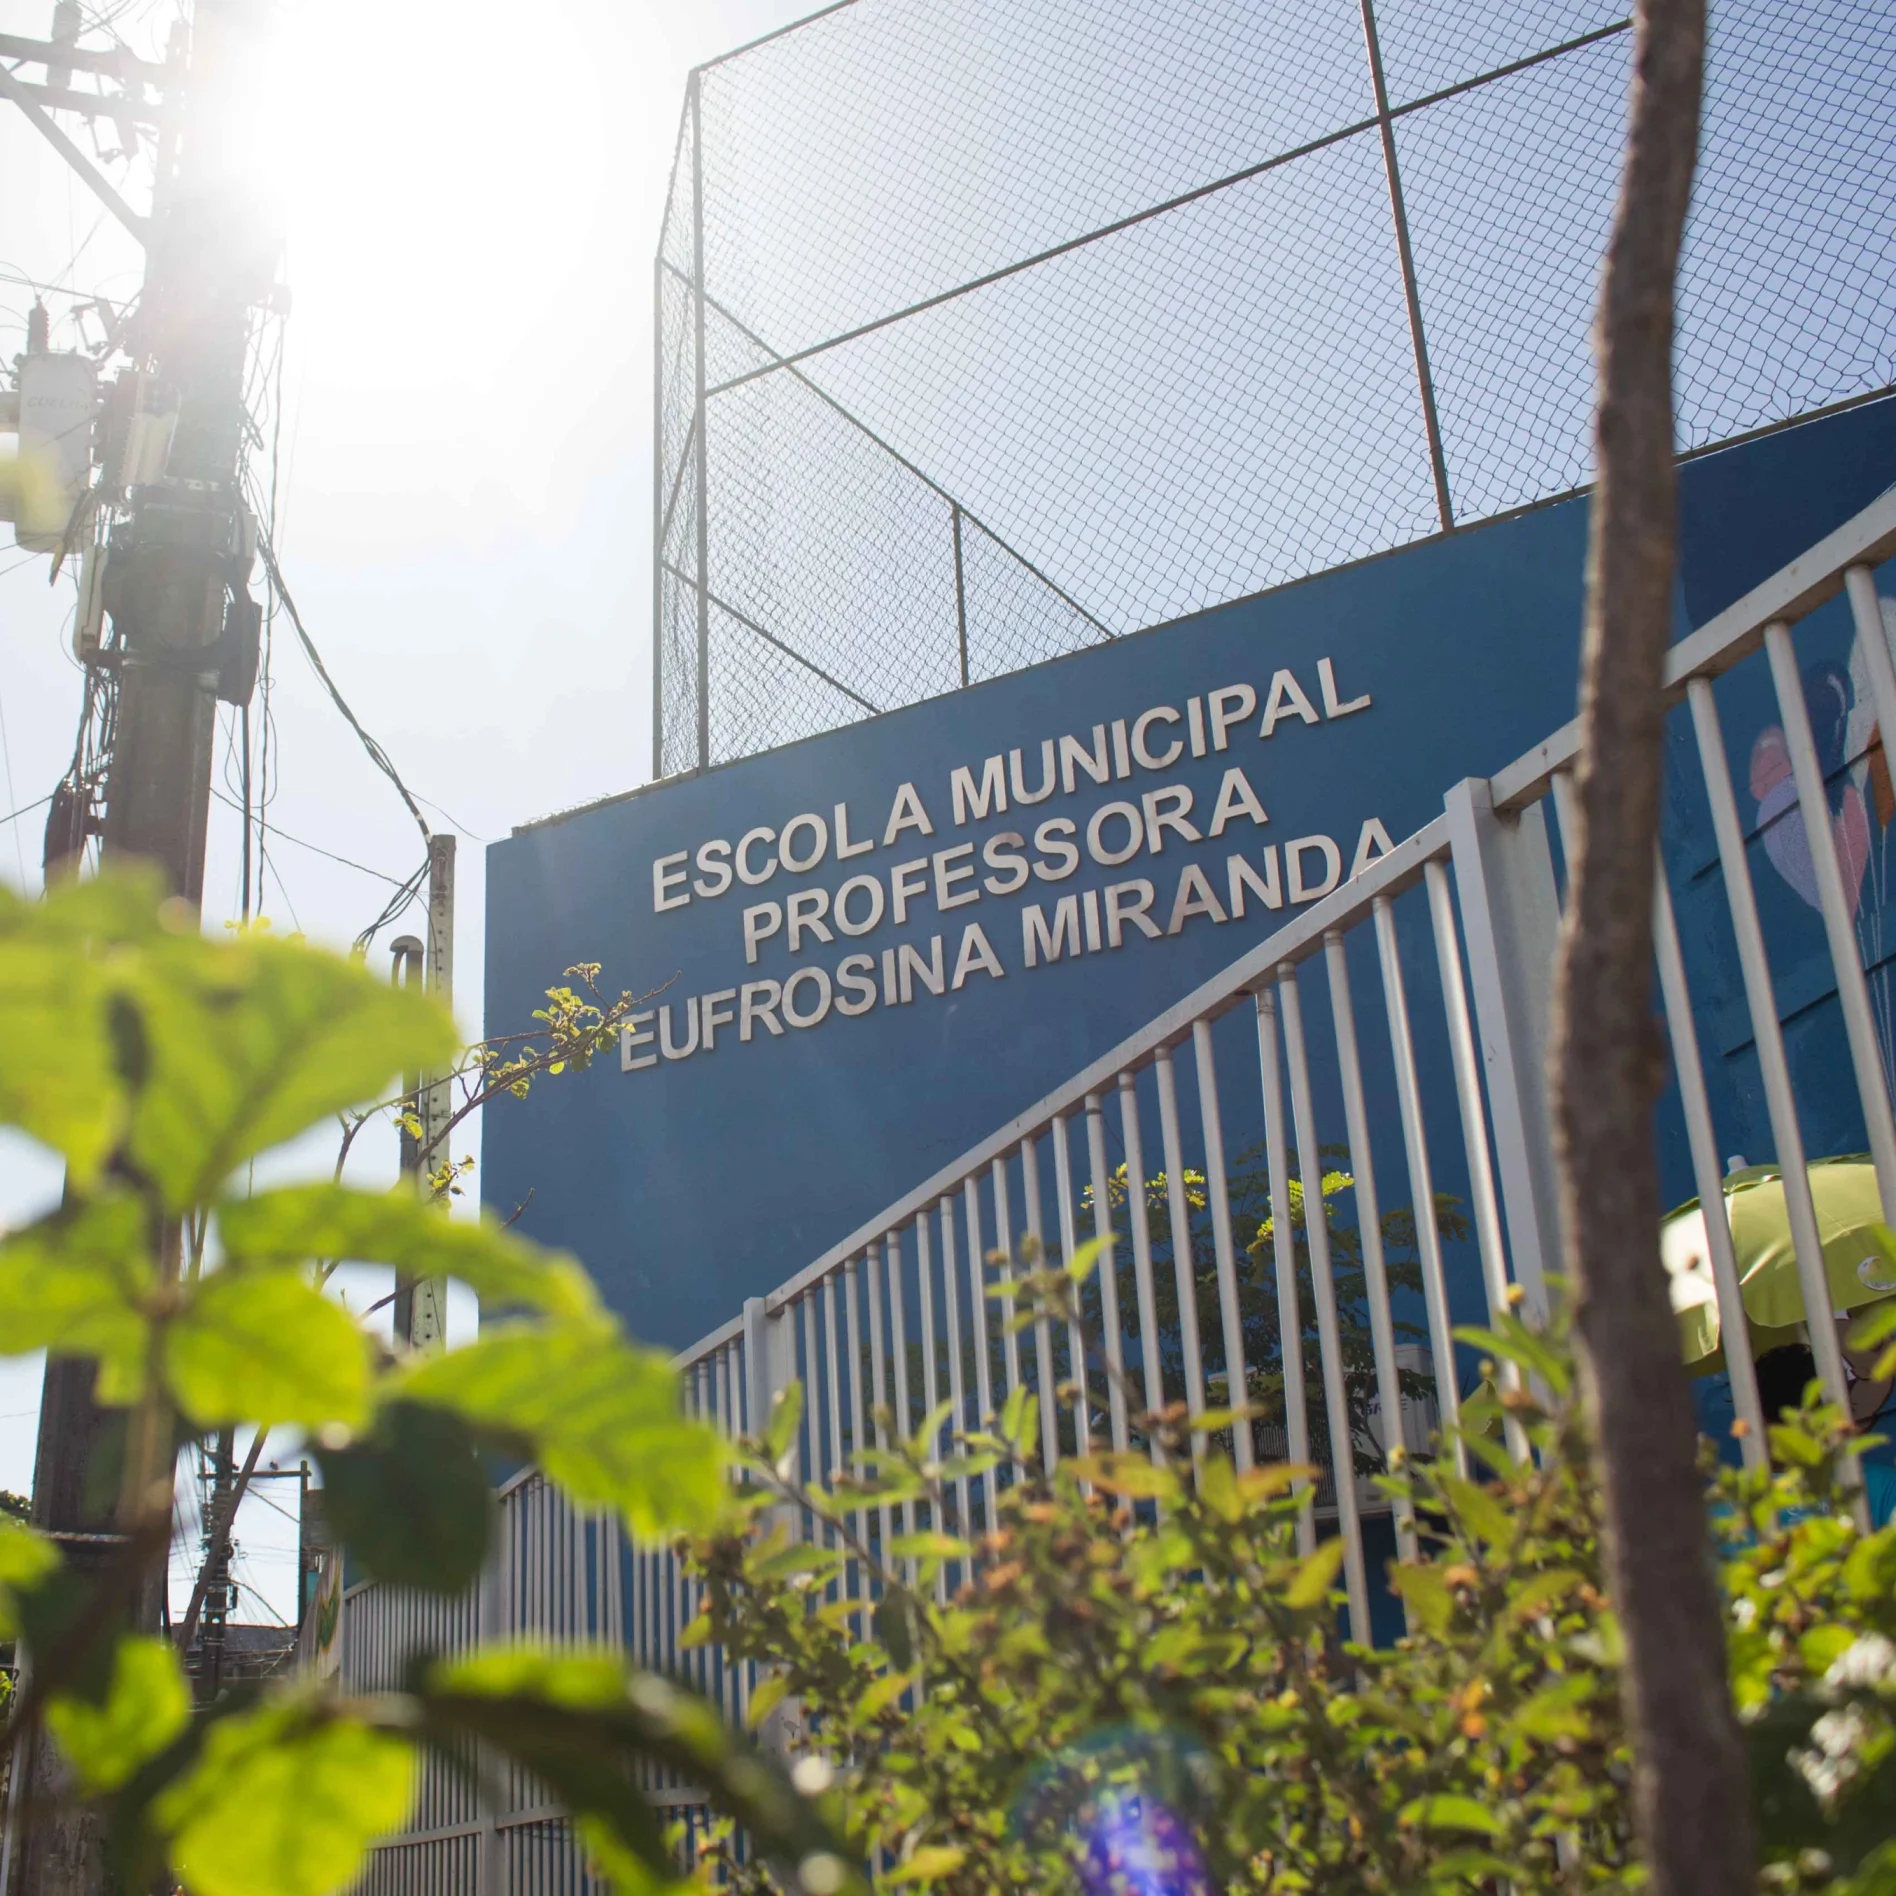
xmin=1794 ymin=1704 xmax=1872 ymax=1803
xmin=791 ymin=1755 xmax=835 ymax=1796
xmin=1825 ymin=1633 xmax=1896 ymax=1693
xmin=799 ymin=1851 xmax=847 ymax=1894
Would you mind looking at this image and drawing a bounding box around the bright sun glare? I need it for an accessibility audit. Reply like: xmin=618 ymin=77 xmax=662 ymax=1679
xmin=245 ymin=0 xmax=665 ymax=398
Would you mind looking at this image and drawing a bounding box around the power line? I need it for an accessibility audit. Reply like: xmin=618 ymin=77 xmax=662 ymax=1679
xmin=205 ymin=786 xmax=411 ymax=887
xmin=253 ymin=526 xmax=432 ymax=851
xmin=352 ymin=856 xmax=429 ymax=955
xmin=0 ymin=791 xmax=54 ymax=830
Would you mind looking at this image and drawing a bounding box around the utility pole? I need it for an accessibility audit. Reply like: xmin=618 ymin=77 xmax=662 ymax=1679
xmin=391 ymin=834 xmax=456 ymax=1348
xmin=193 ymin=1430 xmax=235 ymax=1703
xmin=4 ymin=5 xmax=277 ymax=1890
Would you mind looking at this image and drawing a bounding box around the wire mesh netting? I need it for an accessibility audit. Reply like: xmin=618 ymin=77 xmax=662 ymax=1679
xmin=655 ymin=0 xmax=1896 ymax=776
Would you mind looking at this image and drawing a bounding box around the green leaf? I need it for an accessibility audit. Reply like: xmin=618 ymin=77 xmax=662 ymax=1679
xmin=217 ymin=1184 xmax=600 ymax=1322
xmin=751 ymin=1543 xmax=844 ymax=1583
xmin=0 ymin=1519 xmax=61 ymax=1639
xmin=1507 ymin=1676 xmax=1595 ymax=1743
xmin=47 ymin=1635 xmax=190 ymax=1791
xmin=764 ymin=1381 xmax=804 ymax=1465
xmin=127 ymin=933 xmax=457 ymax=1212
xmin=1389 ymin=1562 xmax=1454 ymax=1636
xmin=1425 ymin=1849 xmax=1519 ymax=1884
xmin=1851 ymin=1297 xmax=1896 ymax=1349
xmin=0 ymin=1199 xmax=153 ymax=1402
xmin=888 ymin=1531 xmax=971 ymax=1562
xmin=1285 ymin=1536 xmax=1348 ymax=1610
xmin=1438 ymin=1476 xmax=1515 ymax=1553
xmin=875 ymin=1591 xmax=915 ymax=1671
xmin=883 ymin=1847 xmax=966 ymax=1885
xmin=1065 ymin=1453 xmax=1176 ymax=1502
xmin=1065 ymin=1234 xmax=1109 ymax=1285
xmin=316 ymin=1401 xmax=495 ymax=1595
xmin=1197 ymin=1456 xmax=1244 ymax=1523
xmin=854 ymin=1670 xmax=916 ymax=1721
xmin=997 ymin=1383 xmax=1037 ymax=1454
xmin=1399 ymin=1794 xmax=1505 ymax=1838
xmin=154 ymin=1704 xmax=417 ymax=1896
xmin=1505 ymin=1567 xmax=1587 ymax=1621
xmin=747 ymin=1672 xmax=791 ymax=1733
xmin=165 ymin=1270 xmax=371 ymax=1430
xmin=1453 ymin=1316 xmax=1568 ymax=1396
xmin=907 ymin=1399 xmax=955 ymax=1458
xmin=0 ymin=935 xmax=124 ymax=1188
xmin=424 ymin=1647 xmax=859 ymax=1888
xmin=573 ymin=1812 xmax=691 ymax=1896
xmin=399 ymin=1321 xmax=726 ymax=1539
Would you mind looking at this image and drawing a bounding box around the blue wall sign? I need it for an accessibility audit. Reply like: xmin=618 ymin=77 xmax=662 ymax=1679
xmin=485 ymin=399 xmax=1896 ymax=1353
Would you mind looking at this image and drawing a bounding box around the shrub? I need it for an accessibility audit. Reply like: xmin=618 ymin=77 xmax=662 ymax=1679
xmin=685 ymin=1259 xmax=1896 ymax=1895
xmin=0 ymin=871 xmax=860 ymax=1896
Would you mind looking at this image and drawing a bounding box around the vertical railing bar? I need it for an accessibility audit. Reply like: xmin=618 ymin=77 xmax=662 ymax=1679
xmin=1372 ymin=892 xmax=1464 ymax=1476
xmin=1764 ymin=620 xmax=1896 ymax=1213
xmin=939 ymin=1196 xmax=973 ymax=1543
xmin=1255 ymin=991 xmax=1313 ymax=1549
xmin=684 ymin=1369 xmax=703 ymax=1683
xmin=1051 ymin=1113 xmax=1093 ymax=1454
xmin=801 ymin=1292 xmax=823 ymax=1539
xmin=630 ymin=1521 xmax=645 ymax=1672
xmin=1084 ymin=1090 xmax=1133 ymax=1453
xmin=1652 ymin=864 xmax=1770 ymax=1468
xmin=867 ymin=1241 xmax=893 ymax=1564
xmin=1543 ymin=764 xmax=1768 ymax=1472
xmin=887 ymin=1227 xmax=917 ymax=1554
xmin=1117 ymin=1071 xmax=1167 ymax=1456
xmin=723 ymin=1345 xmax=742 ymax=1719
xmin=1154 ymin=1048 xmax=1207 ymax=1467
xmin=1192 ymin=1017 xmax=1254 ymax=1473
xmin=1325 ymin=926 xmax=1415 ymax=1561
xmin=1020 ymin=1135 xmax=1062 ymax=1472
xmin=843 ymin=1257 xmax=872 ymax=1596
xmin=1425 ymin=857 xmax=1531 ymax=1464
xmin=915 ymin=1211 xmax=949 ymax=1604
xmin=1846 ymin=564 xmax=1896 ymax=788
xmin=1276 ymin=967 xmax=1373 ymax=1641
xmin=1687 ymin=677 xmax=1859 ymax=1445
xmin=963 ymin=1176 xmax=998 ymax=1527
xmin=822 ymin=1273 xmax=846 ymax=1602
xmin=991 ymin=1155 xmax=1023 ymax=1400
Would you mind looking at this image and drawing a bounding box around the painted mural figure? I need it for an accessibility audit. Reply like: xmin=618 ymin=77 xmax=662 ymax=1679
xmin=1750 ymin=584 xmax=1896 ymax=1093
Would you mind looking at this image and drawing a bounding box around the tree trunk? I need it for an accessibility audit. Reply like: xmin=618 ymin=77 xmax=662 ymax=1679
xmin=1549 ymin=2 xmax=1750 ymax=1894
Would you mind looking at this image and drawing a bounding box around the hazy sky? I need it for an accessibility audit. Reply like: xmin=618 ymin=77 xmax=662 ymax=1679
xmin=0 ymin=0 xmax=815 ymax=1615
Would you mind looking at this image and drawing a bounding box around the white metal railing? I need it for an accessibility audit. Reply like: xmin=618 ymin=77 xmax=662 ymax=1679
xmin=345 ymin=485 xmax=1896 ymax=1894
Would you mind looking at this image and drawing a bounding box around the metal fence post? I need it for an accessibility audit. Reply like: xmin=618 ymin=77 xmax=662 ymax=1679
xmin=690 ymin=67 xmax=711 ymax=772
xmin=476 ymin=1536 xmax=505 ymax=1896
xmin=742 ymin=1296 xmax=807 ymax=1756
xmin=1442 ymin=776 xmax=1563 ymax=1316
xmin=952 ymin=502 xmax=970 ymax=687
xmin=743 ymin=1295 xmax=798 ymax=1465
xmin=1359 ymin=0 xmax=1453 ymax=530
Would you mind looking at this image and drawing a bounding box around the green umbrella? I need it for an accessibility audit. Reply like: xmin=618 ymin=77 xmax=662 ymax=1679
xmin=1660 ymin=1155 xmax=1896 ymax=1369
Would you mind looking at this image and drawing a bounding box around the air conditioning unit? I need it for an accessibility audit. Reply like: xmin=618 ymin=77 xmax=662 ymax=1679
xmin=9 ymin=350 xmax=97 ymax=551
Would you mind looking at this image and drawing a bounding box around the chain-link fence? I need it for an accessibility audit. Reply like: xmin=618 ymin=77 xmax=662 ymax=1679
xmin=654 ymin=0 xmax=1896 ymax=776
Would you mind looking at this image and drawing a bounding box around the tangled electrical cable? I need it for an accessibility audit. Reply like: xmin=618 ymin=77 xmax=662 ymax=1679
xmin=251 ymin=525 xmax=432 ymax=854
xmin=351 ymin=855 xmax=430 ymax=957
